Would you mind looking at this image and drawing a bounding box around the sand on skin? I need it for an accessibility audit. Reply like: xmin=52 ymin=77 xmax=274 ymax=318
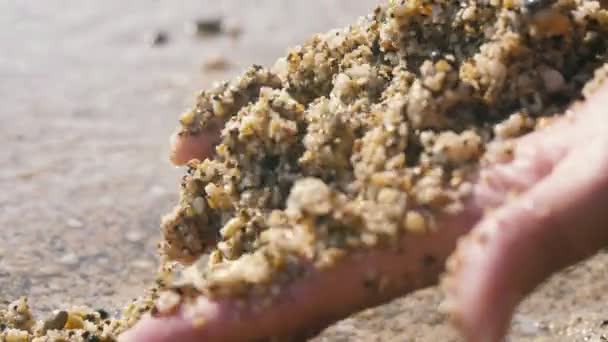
xmin=1 ymin=1 xmax=608 ymax=340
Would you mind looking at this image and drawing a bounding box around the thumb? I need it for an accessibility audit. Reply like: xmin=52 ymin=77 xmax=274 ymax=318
xmin=443 ymin=133 xmax=608 ymax=342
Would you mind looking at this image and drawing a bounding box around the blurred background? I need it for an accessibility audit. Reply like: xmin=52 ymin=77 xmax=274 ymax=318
xmin=1 ymin=1 xmax=608 ymax=340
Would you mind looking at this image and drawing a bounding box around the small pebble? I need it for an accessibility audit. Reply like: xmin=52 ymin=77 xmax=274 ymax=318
xmin=131 ymin=259 xmax=155 ymax=269
xmin=155 ymin=291 xmax=181 ymax=314
xmin=64 ymin=312 xmax=84 ymax=329
xmin=97 ymin=256 xmax=110 ymax=265
xmin=541 ymin=67 xmax=565 ymax=93
xmin=148 ymin=185 xmax=167 ymax=198
xmin=191 ymin=315 xmax=206 ymax=328
xmin=224 ymin=20 xmax=242 ymax=38
xmin=202 ymin=54 xmax=230 ymax=71
xmin=522 ymin=0 xmax=555 ymax=12
xmin=98 ymin=196 xmax=114 ymax=206
xmin=514 ymin=315 xmax=546 ymax=336
xmin=16 ymin=170 xmax=38 ymax=180
xmin=192 ymin=18 xmax=222 ymax=36
xmin=125 ymin=230 xmax=145 ymax=243
xmin=36 ymin=266 xmax=62 ymax=277
xmin=404 ymin=211 xmax=427 ymax=234
xmin=59 ymin=253 xmax=79 ymax=266
xmin=42 ymin=311 xmax=68 ymax=331
xmin=150 ymin=31 xmax=169 ymax=47
xmin=66 ymin=218 xmax=83 ymax=229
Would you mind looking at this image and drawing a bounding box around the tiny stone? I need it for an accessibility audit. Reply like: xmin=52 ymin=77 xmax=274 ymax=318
xmin=66 ymin=218 xmax=83 ymax=229
xmin=541 ymin=67 xmax=565 ymax=93
xmin=514 ymin=315 xmax=544 ymax=336
xmin=148 ymin=185 xmax=167 ymax=197
xmin=131 ymin=259 xmax=155 ymax=270
xmin=43 ymin=310 xmax=68 ymax=331
xmin=193 ymin=18 xmax=222 ymax=35
xmin=125 ymin=230 xmax=145 ymax=243
xmin=522 ymin=0 xmax=555 ymax=12
xmin=191 ymin=315 xmax=206 ymax=328
xmin=37 ymin=265 xmax=62 ymax=277
xmin=97 ymin=256 xmax=110 ymax=265
xmin=404 ymin=211 xmax=427 ymax=234
xmin=179 ymin=111 xmax=195 ymax=126
xmin=98 ymin=196 xmax=114 ymax=206
xmin=96 ymin=309 xmax=109 ymax=320
xmin=100 ymin=288 xmax=115 ymax=296
xmin=59 ymin=253 xmax=79 ymax=266
xmin=202 ymin=54 xmax=230 ymax=71
xmin=224 ymin=20 xmax=242 ymax=38
xmin=155 ymin=291 xmax=181 ymax=314
xmin=286 ymin=178 xmax=332 ymax=215
xmin=361 ymin=233 xmax=378 ymax=246
xmin=64 ymin=312 xmax=85 ymax=329
xmin=150 ymin=31 xmax=169 ymax=47
xmin=192 ymin=196 xmax=206 ymax=214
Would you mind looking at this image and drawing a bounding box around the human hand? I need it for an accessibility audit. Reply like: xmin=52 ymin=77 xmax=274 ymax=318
xmin=443 ymin=81 xmax=608 ymax=341
xmin=120 ymin=82 xmax=608 ymax=342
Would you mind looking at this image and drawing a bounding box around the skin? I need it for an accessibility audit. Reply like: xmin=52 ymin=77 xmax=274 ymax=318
xmin=121 ymin=82 xmax=608 ymax=342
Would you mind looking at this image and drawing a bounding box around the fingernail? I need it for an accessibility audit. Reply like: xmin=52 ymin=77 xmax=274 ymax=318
xmin=169 ymin=132 xmax=180 ymax=165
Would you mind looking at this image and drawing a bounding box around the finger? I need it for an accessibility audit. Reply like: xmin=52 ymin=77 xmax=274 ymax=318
xmin=444 ymin=79 xmax=608 ymax=342
xmin=121 ymin=207 xmax=480 ymax=342
xmin=120 ymin=220 xmax=462 ymax=341
xmin=444 ymin=134 xmax=608 ymax=342
xmin=477 ymin=84 xmax=606 ymax=204
xmin=169 ymin=118 xmax=223 ymax=165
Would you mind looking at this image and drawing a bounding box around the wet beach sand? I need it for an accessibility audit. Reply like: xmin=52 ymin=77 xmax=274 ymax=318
xmin=1 ymin=1 xmax=608 ymax=340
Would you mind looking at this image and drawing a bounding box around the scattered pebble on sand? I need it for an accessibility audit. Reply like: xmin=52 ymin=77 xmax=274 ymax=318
xmin=187 ymin=17 xmax=242 ymax=39
xmin=201 ymin=54 xmax=230 ymax=71
xmin=131 ymin=259 xmax=155 ymax=270
xmin=125 ymin=230 xmax=145 ymax=243
xmin=224 ymin=20 xmax=242 ymax=38
xmin=148 ymin=185 xmax=167 ymax=198
xmin=191 ymin=18 xmax=223 ymax=36
xmin=59 ymin=253 xmax=79 ymax=266
xmin=150 ymin=31 xmax=169 ymax=47
xmin=66 ymin=218 xmax=83 ymax=229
